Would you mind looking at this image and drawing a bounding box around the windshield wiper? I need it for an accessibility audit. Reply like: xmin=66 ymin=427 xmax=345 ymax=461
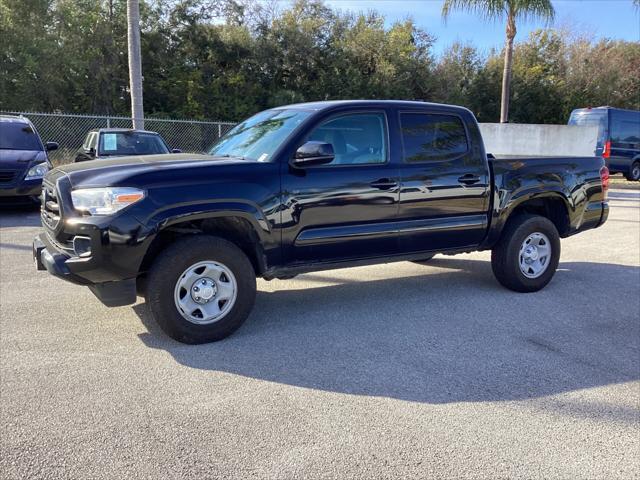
xmin=217 ymin=153 xmax=248 ymax=161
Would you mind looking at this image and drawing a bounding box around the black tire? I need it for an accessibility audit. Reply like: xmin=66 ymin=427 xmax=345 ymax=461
xmin=625 ymin=161 xmax=640 ymax=182
xmin=145 ymin=235 xmax=256 ymax=344
xmin=411 ymin=254 xmax=436 ymax=264
xmin=491 ymin=214 xmax=560 ymax=293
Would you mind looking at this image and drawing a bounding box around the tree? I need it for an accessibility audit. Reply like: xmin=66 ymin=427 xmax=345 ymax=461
xmin=127 ymin=0 xmax=144 ymax=128
xmin=442 ymin=0 xmax=555 ymax=123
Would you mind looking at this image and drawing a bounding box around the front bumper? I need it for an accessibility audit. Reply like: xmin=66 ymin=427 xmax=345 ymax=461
xmin=33 ymin=233 xmax=137 ymax=307
xmin=0 ymin=178 xmax=42 ymax=198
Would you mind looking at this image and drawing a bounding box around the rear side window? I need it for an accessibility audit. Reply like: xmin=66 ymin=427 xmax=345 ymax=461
xmin=611 ymin=112 xmax=640 ymax=144
xmin=0 ymin=122 xmax=42 ymax=150
xmin=400 ymin=113 xmax=468 ymax=163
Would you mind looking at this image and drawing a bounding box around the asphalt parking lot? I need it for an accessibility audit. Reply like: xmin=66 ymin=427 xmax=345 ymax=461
xmin=1 ymin=189 xmax=639 ymax=479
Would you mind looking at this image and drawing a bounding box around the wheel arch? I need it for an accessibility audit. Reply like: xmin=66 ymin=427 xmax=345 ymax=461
xmin=485 ymin=191 xmax=572 ymax=247
xmin=139 ymin=212 xmax=269 ymax=280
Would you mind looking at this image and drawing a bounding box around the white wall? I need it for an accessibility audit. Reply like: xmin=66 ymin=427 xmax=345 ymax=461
xmin=479 ymin=123 xmax=599 ymax=157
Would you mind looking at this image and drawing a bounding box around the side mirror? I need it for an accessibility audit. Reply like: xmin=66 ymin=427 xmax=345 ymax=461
xmin=45 ymin=142 xmax=59 ymax=152
xmin=88 ymin=147 xmax=96 ymax=157
xmin=171 ymin=148 xmax=182 ymax=153
xmin=291 ymin=141 xmax=335 ymax=167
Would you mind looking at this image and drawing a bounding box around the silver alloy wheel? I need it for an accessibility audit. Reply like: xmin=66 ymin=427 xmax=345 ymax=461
xmin=632 ymin=163 xmax=640 ymax=181
xmin=173 ymin=260 xmax=238 ymax=325
xmin=519 ymin=232 xmax=552 ymax=279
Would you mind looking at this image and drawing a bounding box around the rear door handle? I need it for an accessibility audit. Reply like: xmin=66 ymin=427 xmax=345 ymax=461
xmin=458 ymin=174 xmax=481 ymax=185
xmin=370 ymin=178 xmax=398 ymax=190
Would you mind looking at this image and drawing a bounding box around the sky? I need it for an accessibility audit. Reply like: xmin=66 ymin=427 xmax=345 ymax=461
xmin=320 ymin=0 xmax=640 ymax=55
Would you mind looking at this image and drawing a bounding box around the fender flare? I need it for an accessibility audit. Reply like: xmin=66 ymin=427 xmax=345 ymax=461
xmin=134 ymin=200 xmax=274 ymax=275
xmin=140 ymin=199 xmax=271 ymax=240
xmin=483 ymin=189 xmax=572 ymax=248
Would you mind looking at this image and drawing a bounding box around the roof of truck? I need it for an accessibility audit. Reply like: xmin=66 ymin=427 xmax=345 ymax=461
xmin=276 ymin=100 xmax=471 ymax=113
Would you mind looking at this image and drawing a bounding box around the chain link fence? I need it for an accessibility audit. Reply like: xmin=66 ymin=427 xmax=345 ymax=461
xmin=1 ymin=111 xmax=236 ymax=166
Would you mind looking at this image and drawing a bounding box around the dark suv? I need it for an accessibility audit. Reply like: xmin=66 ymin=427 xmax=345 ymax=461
xmin=0 ymin=115 xmax=58 ymax=203
xmin=75 ymin=128 xmax=180 ymax=162
xmin=568 ymin=107 xmax=640 ymax=181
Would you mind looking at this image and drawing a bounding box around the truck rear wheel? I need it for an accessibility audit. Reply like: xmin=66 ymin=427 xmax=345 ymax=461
xmin=145 ymin=235 xmax=256 ymax=344
xmin=491 ymin=214 xmax=560 ymax=292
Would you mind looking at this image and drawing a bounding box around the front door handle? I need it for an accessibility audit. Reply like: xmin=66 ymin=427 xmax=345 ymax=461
xmin=458 ymin=174 xmax=481 ymax=185
xmin=370 ymin=178 xmax=398 ymax=190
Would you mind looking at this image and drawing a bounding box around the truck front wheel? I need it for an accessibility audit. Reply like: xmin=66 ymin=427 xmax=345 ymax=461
xmin=145 ymin=235 xmax=256 ymax=344
xmin=491 ymin=215 xmax=560 ymax=292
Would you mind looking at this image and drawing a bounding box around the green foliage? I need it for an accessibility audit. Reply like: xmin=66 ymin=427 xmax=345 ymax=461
xmin=442 ymin=0 xmax=555 ymax=24
xmin=0 ymin=0 xmax=638 ymax=123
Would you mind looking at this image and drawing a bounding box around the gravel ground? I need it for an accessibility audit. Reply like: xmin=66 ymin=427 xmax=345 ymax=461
xmin=1 ymin=189 xmax=639 ymax=479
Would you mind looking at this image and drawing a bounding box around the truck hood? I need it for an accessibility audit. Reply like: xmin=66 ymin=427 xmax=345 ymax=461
xmin=0 ymin=149 xmax=47 ymax=169
xmin=54 ymin=153 xmax=255 ymax=187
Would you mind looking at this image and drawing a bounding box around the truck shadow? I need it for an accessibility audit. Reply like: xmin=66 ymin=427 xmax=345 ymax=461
xmin=134 ymin=258 xmax=639 ymax=410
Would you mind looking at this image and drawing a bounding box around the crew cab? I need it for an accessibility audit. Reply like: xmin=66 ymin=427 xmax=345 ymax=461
xmin=1 ymin=115 xmax=58 ymax=203
xmin=74 ymin=128 xmax=180 ymax=162
xmin=33 ymin=101 xmax=609 ymax=343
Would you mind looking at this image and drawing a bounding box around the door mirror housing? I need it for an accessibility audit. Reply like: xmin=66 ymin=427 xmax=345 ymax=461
xmin=88 ymin=147 xmax=96 ymax=157
xmin=45 ymin=142 xmax=59 ymax=152
xmin=291 ymin=141 xmax=335 ymax=167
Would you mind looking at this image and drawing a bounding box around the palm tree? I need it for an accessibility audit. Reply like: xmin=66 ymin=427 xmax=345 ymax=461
xmin=442 ymin=0 xmax=555 ymax=123
xmin=127 ymin=0 xmax=144 ymax=129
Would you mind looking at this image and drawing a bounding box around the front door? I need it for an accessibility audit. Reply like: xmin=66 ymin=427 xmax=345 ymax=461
xmin=281 ymin=110 xmax=400 ymax=265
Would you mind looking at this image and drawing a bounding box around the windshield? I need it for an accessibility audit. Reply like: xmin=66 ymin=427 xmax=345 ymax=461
xmin=568 ymin=109 xmax=607 ymax=145
xmin=0 ymin=122 xmax=42 ymax=150
xmin=99 ymin=132 xmax=169 ymax=156
xmin=209 ymin=109 xmax=311 ymax=161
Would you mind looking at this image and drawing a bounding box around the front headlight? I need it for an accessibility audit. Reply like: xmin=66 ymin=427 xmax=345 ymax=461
xmin=71 ymin=187 xmax=145 ymax=216
xmin=24 ymin=162 xmax=49 ymax=180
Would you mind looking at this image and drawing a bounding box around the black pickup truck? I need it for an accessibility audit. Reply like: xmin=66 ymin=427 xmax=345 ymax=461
xmin=33 ymin=101 xmax=609 ymax=343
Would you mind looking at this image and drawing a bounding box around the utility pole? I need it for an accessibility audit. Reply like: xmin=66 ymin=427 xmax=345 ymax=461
xmin=127 ymin=0 xmax=144 ymax=129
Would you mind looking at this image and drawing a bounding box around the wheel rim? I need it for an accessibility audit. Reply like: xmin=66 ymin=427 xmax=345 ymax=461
xmin=632 ymin=164 xmax=640 ymax=180
xmin=519 ymin=232 xmax=552 ymax=279
xmin=174 ymin=261 xmax=238 ymax=325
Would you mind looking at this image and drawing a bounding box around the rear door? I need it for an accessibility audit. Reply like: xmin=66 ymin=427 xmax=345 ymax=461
xmin=396 ymin=110 xmax=490 ymax=253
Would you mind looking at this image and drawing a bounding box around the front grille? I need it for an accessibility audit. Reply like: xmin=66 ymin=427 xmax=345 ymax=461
xmin=41 ymin=181 xmax=61 ymax=230
xmin=0 ymin=170 xmax=18 ymax=184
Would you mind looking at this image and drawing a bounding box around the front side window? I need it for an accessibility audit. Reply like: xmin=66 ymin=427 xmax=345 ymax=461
xmin=83 ymin=133 xmax=97 ymax=150
xmin=0 ymin=122 xmax=42 ymax=151
xmin=209 ymin=109 xmax=311 ymax=162
xmin=401 ymin=113 xmax=468 ymax=163
xmin=99 ymin=132 xmax=169 ymax=156
xmin=305 ymin=113 xmax=387 ymax=165
xmin=568 ymin=109 xmax=608 ymax=146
